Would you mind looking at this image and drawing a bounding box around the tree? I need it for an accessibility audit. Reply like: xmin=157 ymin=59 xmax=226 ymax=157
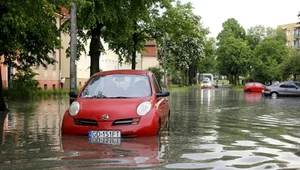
xmin=252 ymin=37 xmax=288 ymax=83
xmin=216 ymin=18 xmax=250 ymax=85
xmin=246 ymin=25 xmax=266 ymax=50
xmin=217 ymin=37 xmax=251 ymax=85
xmin=61 ymin=0 xmax=172 ymax=76
xmin=217 ymin=18 xmax=246 ymax=44
xmin=247 ymin=27 xmax=288 ymax=83
xmin=280 ymin=48 xmax=300 ymax=80
xmin=150 ymin=1 xmax=207 ymax=86
xmin=0 ymin=0 xmax=61 ymax=111
xmin=198 ymin=37 xmax=217 ymax=75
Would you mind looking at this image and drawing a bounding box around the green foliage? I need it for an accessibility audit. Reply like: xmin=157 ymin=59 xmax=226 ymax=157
xmin=0 ymin=0 xmax=60 ymax=69
xmin=150 ymin=1 xmax=207 ymax=86
xmin=61 ymin=0 xmax=173 ymax=75
xmin=279 ymin=48 xmax=300 ymax=80
xmin=217 ymin=18 xmax=246 ymax=44
xmin=252 ymin=37 xmax=288 ymax=83
xmin=7 ymin=68 xmax=40 ymax=99
xmin=147 ymin=67 xmax=163 ymax=84
xmin=216 ymin=18 xmax=250 ymax=85
xmin=198 ymin=37 xmax=217 ymax=74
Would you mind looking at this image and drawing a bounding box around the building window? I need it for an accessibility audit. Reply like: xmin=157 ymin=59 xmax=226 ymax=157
xmin=294 ymin=40 xmax=299 ymax=48
xmin=286 ymin=41 xmax=290 ymax=46
xmin=52 ymin=84 xmax=56 ymax=89
xmin=44 ymin=84 xmax=48 ymax=90
xmin=286 ymin=30 xmax=290 ymax=36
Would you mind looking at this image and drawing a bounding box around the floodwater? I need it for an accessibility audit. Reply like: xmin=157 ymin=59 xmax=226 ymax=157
xmin=1 ymin=87 xmax=300 ymax=169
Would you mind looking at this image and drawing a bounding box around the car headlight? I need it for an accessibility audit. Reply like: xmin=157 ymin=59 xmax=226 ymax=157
xmin=136 ymin=101 xmax=152 ymax=116
xmin=69 ymin=101 xmax=80 ymax=116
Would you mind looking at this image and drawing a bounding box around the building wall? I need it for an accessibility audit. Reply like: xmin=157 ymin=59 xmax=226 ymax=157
xmin=0 ymin=57 xmax=9 ymax=88
xmin=278 ymin=22 xmax=300 ymax=50
xmin=141 ymin=40 xmax=160 ymax=70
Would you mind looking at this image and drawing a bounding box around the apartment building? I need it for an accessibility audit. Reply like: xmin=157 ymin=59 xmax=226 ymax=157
xmin=278 ymin=22 xmax=300 ymax=50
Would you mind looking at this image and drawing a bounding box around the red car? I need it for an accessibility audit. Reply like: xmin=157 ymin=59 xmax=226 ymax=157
xmin=243 ymin=82 xmax=264 ymax=92
xmin=62 ymin=69 xmax=170 ymax=137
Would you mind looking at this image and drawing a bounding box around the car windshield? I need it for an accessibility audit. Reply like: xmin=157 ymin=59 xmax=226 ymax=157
xmin=203 ymin=80 xmax=210 ymax=83
xmin=80 ymin=74 xmax=152 ymax=98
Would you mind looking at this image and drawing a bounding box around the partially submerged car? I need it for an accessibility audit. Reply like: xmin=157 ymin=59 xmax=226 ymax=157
xmin=262 ymin=81 xmax=300 ymax=99
xmin=244 ymin=82 xmax=264 ymax=92
xmin=61 ymin=69 xmax=171 ymax=138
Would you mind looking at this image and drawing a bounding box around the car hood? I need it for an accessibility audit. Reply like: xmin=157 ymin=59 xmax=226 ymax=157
xmin=74 ymin=97 xmax=152 ymax=121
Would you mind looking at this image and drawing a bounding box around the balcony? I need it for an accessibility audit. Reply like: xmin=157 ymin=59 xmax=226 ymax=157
xmin=294 ymin=44 xmax=299 ymax=49
xmin=294 ymin=33 xmax=299 ymax=39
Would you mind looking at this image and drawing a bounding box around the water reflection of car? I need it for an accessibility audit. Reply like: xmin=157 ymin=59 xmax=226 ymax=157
xmin=262 ymin=81 xmax=300 ymax=99
xmin=61 ymin=136 xmax=162 ymax=168
xmin=244 ymin=82 xmax=264 ymax=92
xmin=244 ymin=92 xmax=262 ymax=103
xmin=201 ymin=80 xmax=213 ymax=89
xmin=62 ymin=70 xmax=171 ymax=137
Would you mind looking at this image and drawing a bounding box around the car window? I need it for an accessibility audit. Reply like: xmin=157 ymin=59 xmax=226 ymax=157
xmin=80 ymin=74 xmax=151 ymax=98
xmin=247 ymin=83 xmax=254 ymax=86
xmin=255 ymin=83 xmax=263 ymax=87
xmin=152 ymin=74 xmax=161 ymax=93
xmin=280 ymin=84 xmax=296 ymax=88
xmin=294 ymin=82 xmax=300 ymax=87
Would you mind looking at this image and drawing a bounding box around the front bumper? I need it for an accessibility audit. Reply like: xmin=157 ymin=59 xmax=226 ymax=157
xmin=61 ymin=111 xmax=159 ymax=137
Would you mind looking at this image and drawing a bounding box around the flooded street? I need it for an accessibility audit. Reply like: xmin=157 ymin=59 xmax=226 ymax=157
xmin=1 ymin=88 xmax=300 ymax=169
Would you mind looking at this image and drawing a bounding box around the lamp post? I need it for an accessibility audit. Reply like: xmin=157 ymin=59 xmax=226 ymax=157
xmin=70 ymin=2 xmax=77 ymax=104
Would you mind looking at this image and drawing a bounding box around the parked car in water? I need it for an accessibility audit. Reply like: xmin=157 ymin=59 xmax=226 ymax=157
xmin=61 ymin=69 xmax=171 ymax=138
xmin=262 ymin=81 xmax=300 ymax=99
xmin=244 ymin=82 xmax=264 ymax=92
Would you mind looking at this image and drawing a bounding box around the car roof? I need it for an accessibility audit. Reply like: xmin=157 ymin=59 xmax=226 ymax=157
xmin=92 ymin=69 xmax=149 ymax=77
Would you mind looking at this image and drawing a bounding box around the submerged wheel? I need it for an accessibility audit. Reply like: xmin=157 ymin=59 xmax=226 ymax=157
xmin=271 ymin=92 xmax=278 ymax=99
xmin=245 ymin=89 xmax=251 ymax=92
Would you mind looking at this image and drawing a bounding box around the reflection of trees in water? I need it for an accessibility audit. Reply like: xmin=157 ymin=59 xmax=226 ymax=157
xmin=0 ymin=97 xmax=69 ymax=167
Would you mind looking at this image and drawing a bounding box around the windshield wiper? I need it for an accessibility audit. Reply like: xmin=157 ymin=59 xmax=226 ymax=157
xmin=81 ymin=94 xmax=108 ymax=98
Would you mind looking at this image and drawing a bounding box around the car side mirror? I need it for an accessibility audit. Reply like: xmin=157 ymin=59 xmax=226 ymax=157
xmin=156 ymin=89 xmax=170 ymax=98
xmin=69 ymin=91 xmax=78 ymax=98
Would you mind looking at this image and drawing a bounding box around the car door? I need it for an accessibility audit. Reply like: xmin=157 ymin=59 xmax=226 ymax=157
xmin=151 ymin=74 xmax=169 ymax=127
xmin=279 ymin=84 xmax=298 ymax=96
xmin=287 ymin=84 xmax=300 ymax=96
xmin=278 ymin=84 xmax=289 ymax=95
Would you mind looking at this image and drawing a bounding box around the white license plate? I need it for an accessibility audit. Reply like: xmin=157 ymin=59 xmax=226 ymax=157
xmin=89 ymin=137 xmax=121 ymax=145
xmin=89 ymin=130 xmax=121 ymax=138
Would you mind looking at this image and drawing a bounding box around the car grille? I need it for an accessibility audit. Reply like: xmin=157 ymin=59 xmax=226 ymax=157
xmin=112 ymin=118 xmax=140 ymax=126
xmin=74 ymin=118 xmax=98 ymax=126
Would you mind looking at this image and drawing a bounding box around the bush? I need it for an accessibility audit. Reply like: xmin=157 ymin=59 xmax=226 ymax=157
xmin=7 ymin=68 xmax=40 ymax=99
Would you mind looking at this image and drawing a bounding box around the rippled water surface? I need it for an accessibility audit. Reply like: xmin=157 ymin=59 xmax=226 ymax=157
xmin=1 ymin=88 xmax=300 ymax=169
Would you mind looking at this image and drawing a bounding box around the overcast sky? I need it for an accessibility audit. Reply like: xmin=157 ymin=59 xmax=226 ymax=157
xmin=181 ymin=0 xmax=300 ymax=38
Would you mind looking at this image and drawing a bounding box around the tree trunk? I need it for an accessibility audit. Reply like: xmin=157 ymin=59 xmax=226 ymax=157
xmin=0 ymin=66 xmax=8 ymax=112
xmin=180 ymin=68 xmax=184 ymax=87
xmin=131 ymin=22 xmax=138 ymax=70
xmin=89 ymin=23 xmax=104 ymax=77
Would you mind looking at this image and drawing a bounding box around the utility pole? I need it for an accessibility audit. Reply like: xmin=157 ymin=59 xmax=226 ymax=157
xmin=163 ymin=33 xmax=167 ymax=88
xmin=70 ymin=2 xmax=77 ymax=94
